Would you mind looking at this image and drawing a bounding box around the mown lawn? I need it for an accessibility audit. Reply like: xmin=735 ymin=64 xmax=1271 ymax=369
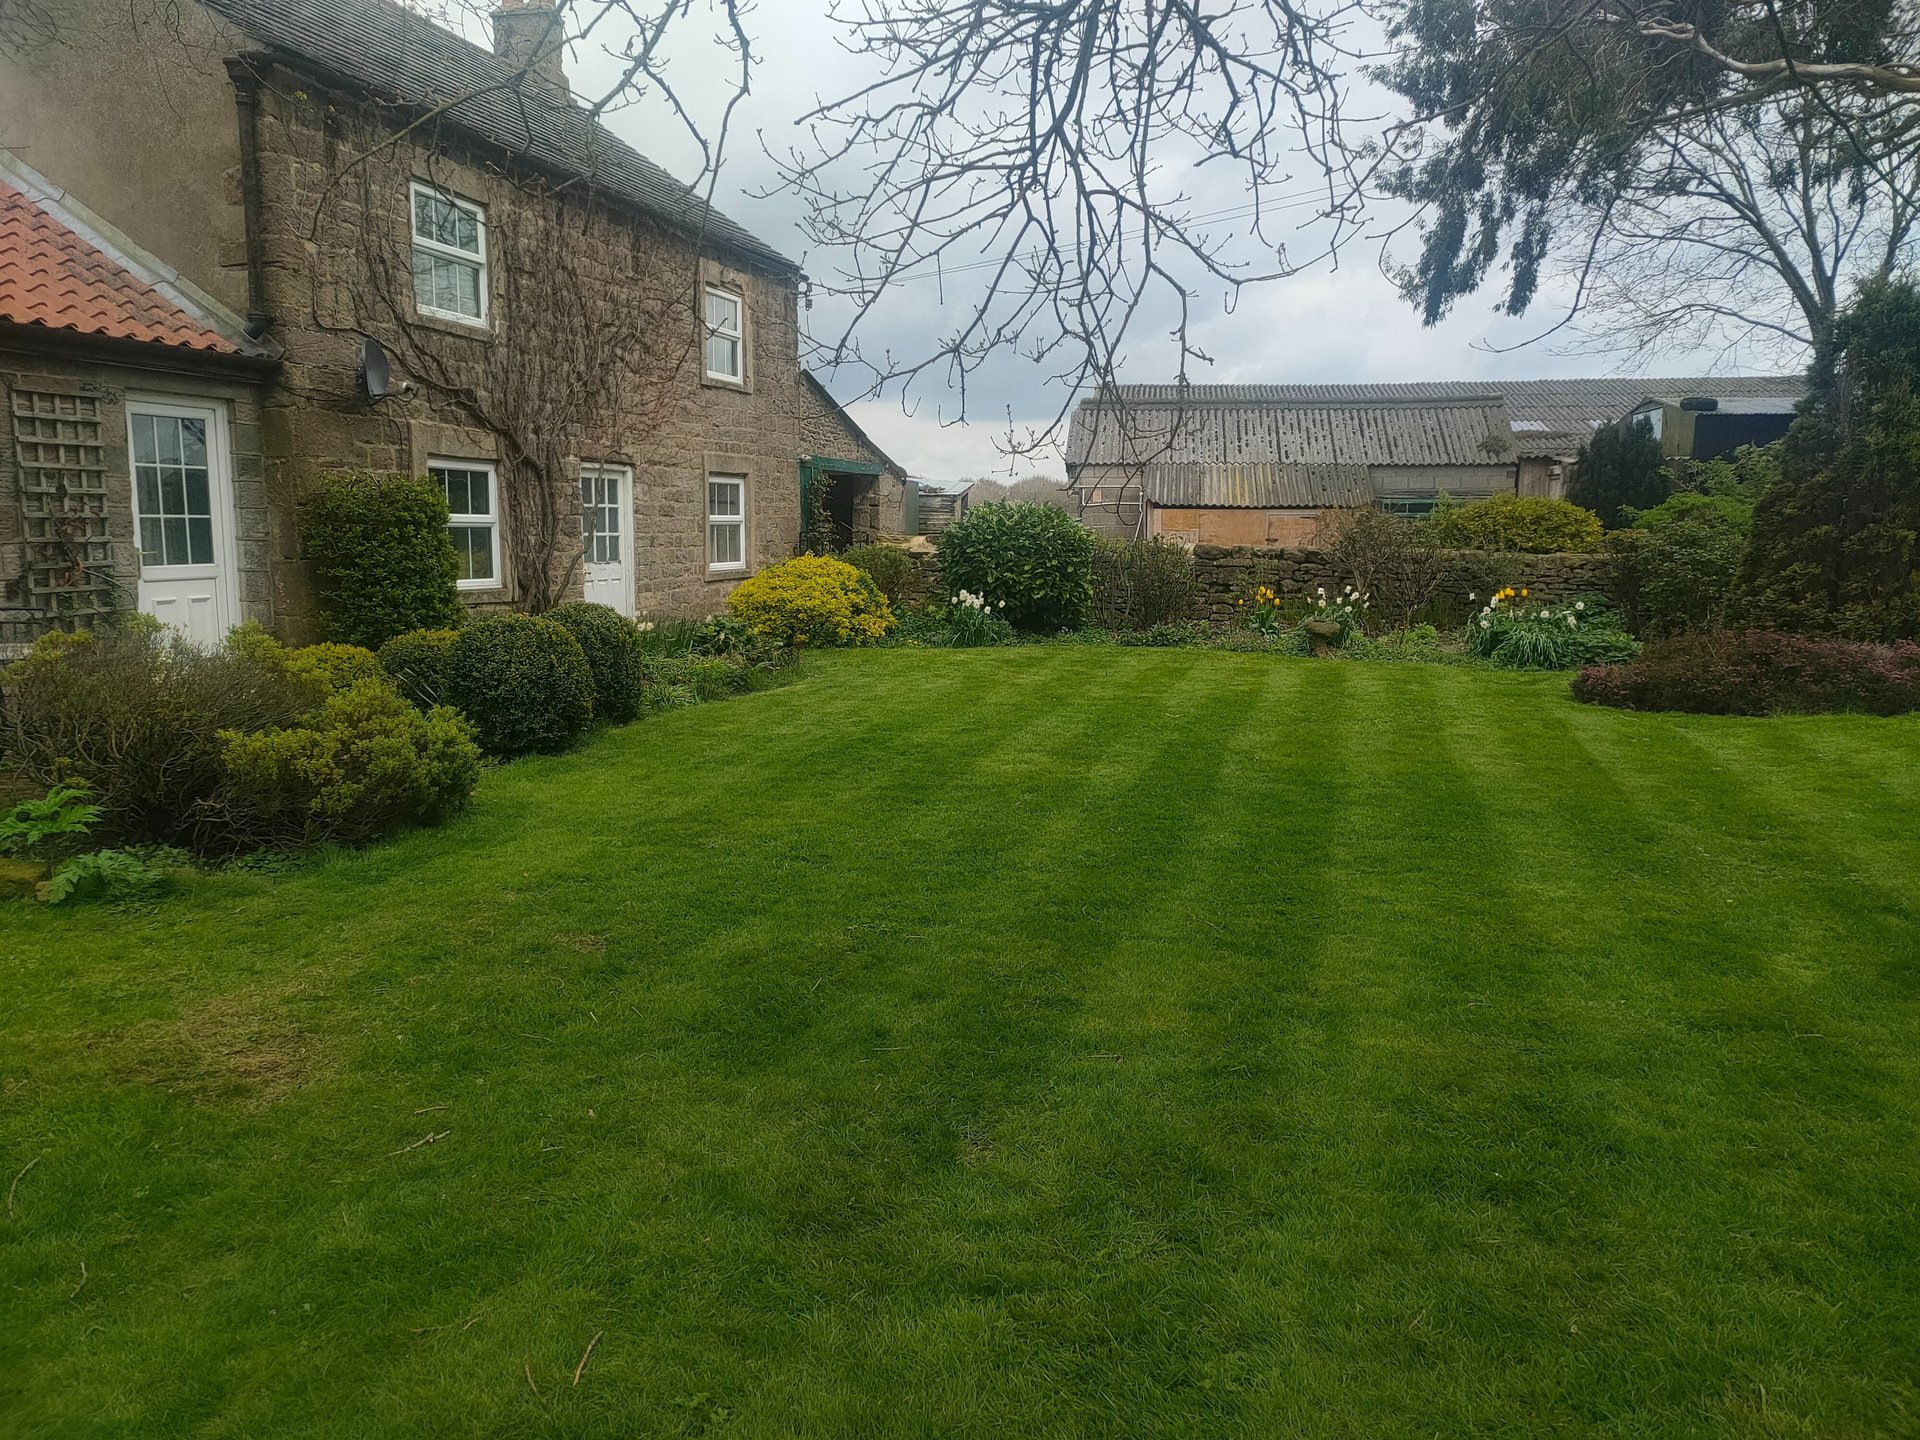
xmin=3 ymin=647 xmax=1919 ymax=1438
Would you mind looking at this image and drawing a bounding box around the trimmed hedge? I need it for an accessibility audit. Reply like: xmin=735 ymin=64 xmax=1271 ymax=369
xmin=444 ymin=615 xmax=595 ymax=755
xmin=937 ymin=502 xmax=1095 ymax=633
xmin=300 ymin=471 xmax=464 ymax=649
xmin=546 ymin=602 xmax=646 ymax=722
xmin=1427 ymin=494 xmax=1604 ymax=554
xmin=377 ymin=628 xmax=462 ymax=710
xmin=1573 ymin=630 xmax=1920 ymax=715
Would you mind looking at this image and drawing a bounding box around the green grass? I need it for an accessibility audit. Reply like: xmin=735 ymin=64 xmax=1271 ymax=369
xmin=4 ymin=648 xmax=1919 ymax=1437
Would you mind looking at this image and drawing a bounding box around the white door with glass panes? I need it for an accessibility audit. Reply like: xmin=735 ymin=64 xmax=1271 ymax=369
xmin=580 ymin=464 xmax=633 ymax=615
xmin=129 ymin=398 xmax=237 ymax=646
xmin=429 ymin=459 xmax=501 ymax=591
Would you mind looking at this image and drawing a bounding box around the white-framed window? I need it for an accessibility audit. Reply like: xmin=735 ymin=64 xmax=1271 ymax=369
xmin=411 ymin=182 xmax=488 ymax=325
xmin=581 ymin=467 xmax=622 ymax=566
xmin=703 ymin=285 xmax=744 ymax=382
xmin=430 ymin=458 xmax=501 ymax=588
xmin=707 ymin=474 xmax=746 ymax=571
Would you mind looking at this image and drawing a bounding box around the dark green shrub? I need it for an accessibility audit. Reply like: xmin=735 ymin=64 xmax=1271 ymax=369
xmin=1741 ymin=279 xmax=1920 ymax=641
xmin=1570 ymin=417 xmax=1670 ymax=528
xmin=545 ymin=602 xmax=646 ymax=723
xmin=300 ymin=471 xmax=463 ymax=649
xmin=1609 ymin=493 xmax=1751 ymax=637
xmin=840 ymin=543 xmax=919 ymax=606
xmin=377 ymin=628 xmax=461 ymax=709
xmin=1574 ymin=630 xmax=1920 ymax=715
xmin=216 ymin=680 xmax=481 ymax=850
xmin=443 ymin=615 xmax=594 ymax=755
xmin=1090 ymin=536 xmax=1197 ymax=630
xmin=2 ymin=622 xmax=314 ymax=850
xmin=937 ymin=501 xmax=1095 ymax=633
xmin=1427 ymin=493 xmax=1605 ymax=553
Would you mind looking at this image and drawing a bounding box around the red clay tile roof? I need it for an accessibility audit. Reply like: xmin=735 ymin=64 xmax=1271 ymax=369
xmin=0 ymin=179 xmax=239 ymax=354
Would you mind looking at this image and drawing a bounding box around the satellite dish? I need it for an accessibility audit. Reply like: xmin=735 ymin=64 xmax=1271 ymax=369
xmin=359 ymin=336 xmax=392 ymax=401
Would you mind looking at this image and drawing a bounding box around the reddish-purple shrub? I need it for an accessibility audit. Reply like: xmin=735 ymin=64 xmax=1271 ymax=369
xmin=1572 ymin=630 xmax=1920 ymax=716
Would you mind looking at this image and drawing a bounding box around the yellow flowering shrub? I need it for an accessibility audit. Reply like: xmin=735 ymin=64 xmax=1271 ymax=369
xmin=726 ymin=555 xmax=895 ymax=647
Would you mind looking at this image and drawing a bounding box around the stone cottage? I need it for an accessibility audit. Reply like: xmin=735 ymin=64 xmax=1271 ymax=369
xmin=0 ymin=0 xmax=898 ymax=647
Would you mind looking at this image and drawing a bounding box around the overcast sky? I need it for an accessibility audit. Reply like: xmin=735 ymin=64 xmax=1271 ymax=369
xmin=546 ymin=2 xmax=1800 ymax=482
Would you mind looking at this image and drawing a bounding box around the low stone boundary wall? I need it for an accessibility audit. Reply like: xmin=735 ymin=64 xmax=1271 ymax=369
xmin=1189 ymin=545 xmax=1616 ymax=623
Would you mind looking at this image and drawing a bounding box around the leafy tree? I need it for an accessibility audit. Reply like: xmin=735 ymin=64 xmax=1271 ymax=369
xmin=1571 ymin=419 xmax=1670 ymax=529
xmin=1740 ymin=279 xmax=1920 ymax=640
xmin=1376 ymin=0 xmax=1919 ymax=359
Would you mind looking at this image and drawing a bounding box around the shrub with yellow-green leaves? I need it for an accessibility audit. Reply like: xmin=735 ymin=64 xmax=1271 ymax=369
xmin=726 ymin=555 xmax=894 ymax=647
xmin=216 ymin=680 xmax=481 ymax=851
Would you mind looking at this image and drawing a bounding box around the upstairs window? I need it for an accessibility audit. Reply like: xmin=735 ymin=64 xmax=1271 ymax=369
xmin=430 ymin=459 xmax=500 ymax=588
xmin=411 ymin=183 xmax=488 ymax=324
xmin=703 ymin=286 xmax=743 ymax=382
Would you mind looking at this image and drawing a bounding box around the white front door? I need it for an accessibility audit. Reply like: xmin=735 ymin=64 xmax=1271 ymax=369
xmin=580 ymin=464 xmax=634 ymax=616
xmin=129 ymin=397 xmax=237 ymax=646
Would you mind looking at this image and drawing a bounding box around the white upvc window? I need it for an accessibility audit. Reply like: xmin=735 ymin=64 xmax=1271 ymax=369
xmin=430 ymin=458 xmax=502 ymax=588
xmin=707 ymin=475 xmax=746 ymax=571
xmin=703 ymin=286 xmax=743 ymax=382
xmin=411 ymin=182 xmax=488 ymax=324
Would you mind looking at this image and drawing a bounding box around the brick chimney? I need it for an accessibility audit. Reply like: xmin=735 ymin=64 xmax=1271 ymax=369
xmin=492 ymin=0 xmax=568 ymax=101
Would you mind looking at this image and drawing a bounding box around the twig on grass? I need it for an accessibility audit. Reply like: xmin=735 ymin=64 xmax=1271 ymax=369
xmin=525 ymin=1361 xmax=539 ymax=1394
xmin=388 ymin=1130 xmax=450 ymax=1156
xmin=7 ymin=1155 xmax=40 ymax=1217
xmin=70 ymin=1260 xmax=86 ymax=1299
xmin=412 ymin=1104 xmax=449 ymax=1115
xmin=572 ymin=1330 xmax=603 ymax=1386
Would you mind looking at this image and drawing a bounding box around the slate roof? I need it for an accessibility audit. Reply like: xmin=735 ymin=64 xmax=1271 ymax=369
xmin=1086 ymin=378 xmax=1804 ymax=459
xmin=204 ymin=0 xmax=798 ymax=275
xmin=0 ymin=178 xmax=242 ymax=354
xmin=1066 ymin=391 xmax=1518 ymax=507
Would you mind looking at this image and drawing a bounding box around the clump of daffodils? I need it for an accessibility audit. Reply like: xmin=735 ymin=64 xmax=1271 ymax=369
xmin=1473 ymin=585 xmax=1578 ymax=630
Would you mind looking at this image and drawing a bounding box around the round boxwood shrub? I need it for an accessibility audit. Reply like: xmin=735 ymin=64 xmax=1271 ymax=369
xmin=378 ymin=628 xmax=462 ymax=710
xmin=937 ymin=501 xmax=1095 ymax=633
xmin=1427 ymin=494 xmax=1604 ymax=554
xmin=726 ymin=555 xmax=895 ymax=646
xmin=300 ymin=471 xmax=464 ymax=649
xmin=443 ymin=614 xmax=594 ymax=755
xmin=545 ymin=602 xmax=646 ymax=722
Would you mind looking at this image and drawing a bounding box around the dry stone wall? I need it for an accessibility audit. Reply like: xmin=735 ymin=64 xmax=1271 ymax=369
xmin=1188 ymin=544 xmax=1617 ymax=622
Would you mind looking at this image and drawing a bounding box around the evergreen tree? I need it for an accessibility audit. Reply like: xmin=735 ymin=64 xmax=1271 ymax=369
xmin=1570 ymin=419 xmax=1669 ymax=530
xmin=1740 ymin=280 xmax=1920 ymax=641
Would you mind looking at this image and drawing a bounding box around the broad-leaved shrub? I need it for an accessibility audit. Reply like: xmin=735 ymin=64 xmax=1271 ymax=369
xmin=937 ymin=502 xmax=1095 ymax=633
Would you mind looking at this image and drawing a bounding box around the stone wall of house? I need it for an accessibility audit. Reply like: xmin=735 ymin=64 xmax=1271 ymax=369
xmin=246 ymin=59 xmax=809 ymax=635
xmin=0 ymin=349 xmax=270 ymax=654
xmin=1188 ymin=544 xmax=1618 ymax=622
xmin=797 ymin=380 xmax=907 ymax=543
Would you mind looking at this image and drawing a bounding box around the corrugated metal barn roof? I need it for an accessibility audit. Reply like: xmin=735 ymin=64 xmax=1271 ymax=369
xmin=1079 ymin=377 xmax=1803 ymax=460
xmin=1066 ymin=391 xmax=1518 ymax=507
